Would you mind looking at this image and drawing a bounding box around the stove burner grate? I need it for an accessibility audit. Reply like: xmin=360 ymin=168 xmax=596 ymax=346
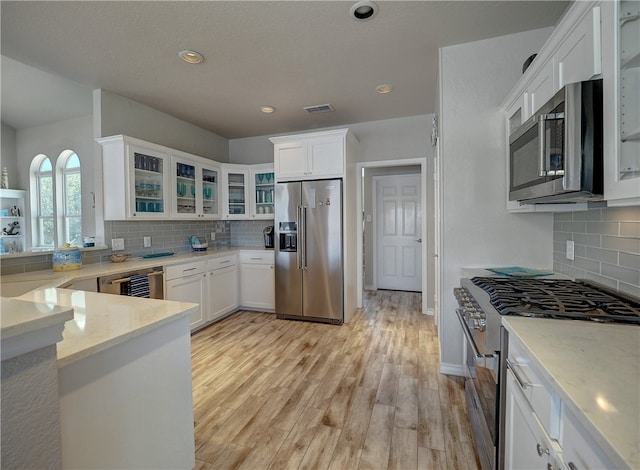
xmin=471 ymin=277 xmax=640 ymax=324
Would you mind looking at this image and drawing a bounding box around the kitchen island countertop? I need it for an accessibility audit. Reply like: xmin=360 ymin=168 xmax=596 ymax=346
xmin=16 ymin=288 xmax=198 ymax=367
xmin=502 ymin=316 xmax=640 ymax=469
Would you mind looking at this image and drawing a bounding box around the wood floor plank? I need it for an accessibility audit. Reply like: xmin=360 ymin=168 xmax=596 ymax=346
xmin=358 ymin=403 xmax=395 ymax=470
xmin=417 ymin=446 xmax=448 ymax=470
xmin=394 ymin=376 xmax=418 ymax=430
xmin=375 ymin=363 xmax=402 ymax=406
xmin=328 ymin=443 xmax=362 ymax=470
xmin=388 ymin=427 xmax=418 ymax=470
xmin=190 ymin=290 xmax=481 ymax=470
xmin=236 ymin=427 xmax=288 ymax=470
xmin=298 ymin=424 xmax=342 ymax=470
xmin=339 ymin=386 xmax=378 ymax=449
xmin=417 ymin=383 xmax=445 ymax=451
xmin=322 ymin=375 xmax=358 ymax=429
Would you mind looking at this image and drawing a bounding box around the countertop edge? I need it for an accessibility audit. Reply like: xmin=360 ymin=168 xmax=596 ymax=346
xmin=502 ymin=317 xmax=637 ymax=470
xmin=56 ymin=304 xmax=196 ymax=368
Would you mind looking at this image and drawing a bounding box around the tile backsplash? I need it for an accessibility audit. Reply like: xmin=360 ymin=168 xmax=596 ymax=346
xmin=106 ymin=220 xmax=230 ymax=258
xmin=230 ymin=219 xmax=274 ymax=247
xmin=553 ymin=206 xmax=640 ymax=297
xmin=0 ymin=218 xmax=274 ymax=275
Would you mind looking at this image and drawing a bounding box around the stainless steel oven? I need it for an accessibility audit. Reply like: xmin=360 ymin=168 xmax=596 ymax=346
xmin=454 ymin=286 xmax=501 ymax=470
xmin=455 ymin=275 xmax=640 ymax=470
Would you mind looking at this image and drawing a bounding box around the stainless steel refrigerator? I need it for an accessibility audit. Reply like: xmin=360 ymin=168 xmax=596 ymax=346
xmin=275 ymin=179 xmax=343 ymax=324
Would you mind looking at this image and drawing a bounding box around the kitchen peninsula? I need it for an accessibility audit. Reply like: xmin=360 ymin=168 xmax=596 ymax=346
xmin=1 ymin=283 xmax=198 ymax=468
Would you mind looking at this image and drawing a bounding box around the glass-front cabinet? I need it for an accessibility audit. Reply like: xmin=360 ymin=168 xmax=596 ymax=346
xmin=172 ymin=155 xmax=220 ymax=219
xmin=250 ymin=164 xmax=275 ymax=219
xmin=130 ymin=146 xmax=170 ymax=219
xmin=222 ymin=166 xmax=249 ymax=219
xmin=603 ymin=0 xmax=640 ymax=205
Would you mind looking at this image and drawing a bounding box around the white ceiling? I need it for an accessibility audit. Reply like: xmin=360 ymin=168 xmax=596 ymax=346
xmin=1 ymin=1 xmax=570 ymax=139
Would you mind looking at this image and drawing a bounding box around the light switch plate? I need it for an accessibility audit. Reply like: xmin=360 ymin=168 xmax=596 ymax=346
xmin=210 ymin=232 xmax=216 ymax=241
xmin=112 ymin=238 xmax=125 ymax=251
xmin=143 ymin=236 xmax=151 ymax=248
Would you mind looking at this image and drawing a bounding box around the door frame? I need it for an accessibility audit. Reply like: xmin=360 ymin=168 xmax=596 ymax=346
xmin=356 ymin=157 xmax=428 ymax=314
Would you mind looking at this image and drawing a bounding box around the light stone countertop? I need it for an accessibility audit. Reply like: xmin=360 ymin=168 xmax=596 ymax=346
xmin=0 ymin=297 xmax=73 ymax=343
xmin=1 ymin=247 xmax=270 ymax=366
xmin=0 ymin=246 xmax=272 ymax=297
xmin=16 ymin=288 xmax=198 ymax=367
xmin=502 ymin=316 xmax=640 ymax=469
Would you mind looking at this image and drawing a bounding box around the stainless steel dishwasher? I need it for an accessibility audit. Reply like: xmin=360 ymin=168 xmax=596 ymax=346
xmin=98 ymin=267 xmax=164 ymax=299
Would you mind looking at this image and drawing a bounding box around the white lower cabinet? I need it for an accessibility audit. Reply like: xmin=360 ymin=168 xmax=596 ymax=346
xmin=239 ymin=251 xmax=275 ymax=311
xmin=504 ymin=369 xmax=563 ymax=470
xmin=559 ymin=407 xmax=612 ymax=470
xmin=165 ymin=261 xmax=207 ymax=331
xmin=207 ymin=255 xmax=238 ymax=322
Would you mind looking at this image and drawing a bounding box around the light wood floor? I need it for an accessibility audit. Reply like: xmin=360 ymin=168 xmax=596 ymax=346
xmin=191 ymin=290 xmax=480 ymax=470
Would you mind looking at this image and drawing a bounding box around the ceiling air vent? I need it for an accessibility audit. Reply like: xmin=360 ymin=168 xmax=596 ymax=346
xmin=304 ymin=104 xmax=335 ymax=114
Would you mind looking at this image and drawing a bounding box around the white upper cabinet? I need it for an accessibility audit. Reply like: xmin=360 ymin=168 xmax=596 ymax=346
xmin=602 ymin=0 xmax=640 ymax=206
xmin=248 ymin=163 xmax=275 ymax=219
xmin=98 ymin=135 xmax=171 ymax=220
xmin=270 ymin=129 xmax=348 ymax=181
xmin=171 ymin=153 xmax=221 ymax=220
xmin=527 ymin=60 xmax=556 ymax=119
xmin=221 ymin=165 xmax=249 ymax=220
xmin=555 ymin=5 xmax=602 ymax=88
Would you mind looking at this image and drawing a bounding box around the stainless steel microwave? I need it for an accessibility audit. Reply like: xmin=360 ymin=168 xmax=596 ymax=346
xmin=509 ymin=79 xmax=603 ymax=203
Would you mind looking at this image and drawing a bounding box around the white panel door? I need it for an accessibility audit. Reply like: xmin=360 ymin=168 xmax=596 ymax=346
xmin=375 ymin=174 xmax=422 ymax=291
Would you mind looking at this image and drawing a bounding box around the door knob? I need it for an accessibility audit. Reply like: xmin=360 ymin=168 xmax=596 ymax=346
xmin=416 ymin=238 xmax=422 ymax=243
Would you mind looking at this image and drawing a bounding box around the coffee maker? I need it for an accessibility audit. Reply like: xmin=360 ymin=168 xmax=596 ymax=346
xmin=263 ymin=226 xmax=274 ymax=248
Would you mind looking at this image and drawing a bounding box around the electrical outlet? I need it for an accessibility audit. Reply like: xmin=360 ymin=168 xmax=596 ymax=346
xmin=566 ymin=240 xmax=575 ymax=260
xmin=210 ymin=232 xmax=216 ymax=241
xmin=112 ymin=238 xmax=125 ymax=251
xmin=143 ymin=236 xmax=151 ymax=248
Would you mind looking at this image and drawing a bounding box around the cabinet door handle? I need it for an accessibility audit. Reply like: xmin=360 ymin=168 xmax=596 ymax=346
xmin=536 ymin=443 xmax=549 ymax=457
xmin=567 ymin=463 xmax=578 ymax=470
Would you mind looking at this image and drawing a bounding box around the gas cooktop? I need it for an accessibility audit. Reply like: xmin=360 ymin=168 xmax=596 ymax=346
xmin=470 ymin=277 xmax=640 ymax=324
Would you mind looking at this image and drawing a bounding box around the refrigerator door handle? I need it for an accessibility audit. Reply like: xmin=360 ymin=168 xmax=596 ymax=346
xmin=296 ymin=204 xmax=303 ymax=270
xmin=302 ymin=205 xmax=308 ymax=269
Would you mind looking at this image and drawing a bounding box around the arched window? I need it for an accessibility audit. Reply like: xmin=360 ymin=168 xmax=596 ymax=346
xmin=30 ymin=155 xmax=55 ymax=247
xmin=57 ymin=151 xmax=82 ymax=244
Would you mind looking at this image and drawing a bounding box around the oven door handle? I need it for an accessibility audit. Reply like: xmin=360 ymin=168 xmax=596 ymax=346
xmin=455 ymin=308 xmax=497 ymax=369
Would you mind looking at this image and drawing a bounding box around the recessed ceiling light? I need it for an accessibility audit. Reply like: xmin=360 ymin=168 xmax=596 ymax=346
xmin=350 ymin=1 xmax=378 ymax=20
xmin=178 ymin=50 xmax=204 ymax=64
xmin=376 ymin=84 xmax=393 ymax=94
xmin=260 ymin=105 xmax=276 ymax=114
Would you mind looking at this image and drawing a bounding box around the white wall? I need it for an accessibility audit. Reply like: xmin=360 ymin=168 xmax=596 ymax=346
xmin=1 ymin=123 xmax=19 ymax=188
xmin=96 ymin=89 xmax=228 ymax=161
xmin=229 ymin=115 xmax=431 ymax=164
xmin=438 ymin=28 xmax=555 ymax=372
xmin=16 ymin=115 xmax=96 ymax=244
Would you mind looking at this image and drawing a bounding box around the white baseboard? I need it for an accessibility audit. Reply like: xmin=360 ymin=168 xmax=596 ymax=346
xmin=439 ymin=363 xmax=466 ymax=377
xmin=364 ymin=285 xmax=375 ymax=291
xmin=425 ymin=308 xmax=434 ymax=315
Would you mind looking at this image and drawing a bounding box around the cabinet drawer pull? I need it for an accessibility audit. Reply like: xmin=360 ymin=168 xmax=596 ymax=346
xmin=219 ymin=260 xmax=231 ymax=264
xmin=568 ymin=463 xmax=578 ymax=470
xmin=250 ymin=257 xmax=262 ymax=260
xmin=506 ymin=358 xmax=534 ymax=390
xmin=183 ymin=267 xmax=197 ymax=272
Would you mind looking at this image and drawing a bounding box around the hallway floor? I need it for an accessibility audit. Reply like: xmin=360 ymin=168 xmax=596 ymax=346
xmin=191 ymin=290 xmax=480 ymax=469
